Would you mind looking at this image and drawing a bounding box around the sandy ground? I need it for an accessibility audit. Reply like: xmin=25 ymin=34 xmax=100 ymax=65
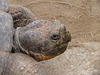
xmin=7 ymin=0 xmax=100 ymax=75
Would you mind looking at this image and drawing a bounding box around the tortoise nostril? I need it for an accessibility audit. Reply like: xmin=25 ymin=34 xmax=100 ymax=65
xmin=51 ymin=34 xmax=60 ymax=40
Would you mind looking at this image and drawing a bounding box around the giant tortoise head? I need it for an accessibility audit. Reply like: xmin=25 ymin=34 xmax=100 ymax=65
xmin=13 ymin=20 xmax=71 ymax=61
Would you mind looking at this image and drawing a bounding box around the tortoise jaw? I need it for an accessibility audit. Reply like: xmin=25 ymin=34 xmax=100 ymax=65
xmin=28 ymin=42 xmax=68 ymax=61
xmin=29 ymin=51 xmax=57 ymax=61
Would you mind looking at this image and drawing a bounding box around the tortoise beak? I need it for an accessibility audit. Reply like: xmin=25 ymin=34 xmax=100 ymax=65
xmin=65 ymin=31 xmax=71 ymax=43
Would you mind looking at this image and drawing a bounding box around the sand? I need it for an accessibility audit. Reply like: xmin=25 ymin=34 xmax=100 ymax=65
xmin=7 ymin=0 xmax=100 ymax=75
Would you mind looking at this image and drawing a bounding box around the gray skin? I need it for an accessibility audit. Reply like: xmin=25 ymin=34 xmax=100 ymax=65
xmin=0 ymin=11 xmax=45 ymax=75
xmin=13 ymin=20 xmax=71 ymax=61
xmin=0 ymin=11 xmax=13 ymax=52
xmin=0 ymin=0 xmax=9 ymax=12
xmin=0 ymin=0 xmax=71 ymax=74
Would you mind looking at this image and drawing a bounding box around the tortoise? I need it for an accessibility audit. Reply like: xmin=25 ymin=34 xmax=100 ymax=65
xmin=0 ymin=0 xmax=71 ymax=74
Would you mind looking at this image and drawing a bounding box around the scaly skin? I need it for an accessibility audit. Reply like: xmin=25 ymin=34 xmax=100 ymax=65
xmin=0 ymin=11 xmax=13 ymax=51
xmin=0 ymin=0 xmax=9 ymax=12
xmin=13 ymin=20 xmax=71 ymax=61
xmin=8 ymin=5 xmax=37 ymax=28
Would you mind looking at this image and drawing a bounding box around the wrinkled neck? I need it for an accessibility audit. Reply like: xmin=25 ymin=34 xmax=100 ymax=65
xmin=12 ymin=27 xmax=29 ymax=54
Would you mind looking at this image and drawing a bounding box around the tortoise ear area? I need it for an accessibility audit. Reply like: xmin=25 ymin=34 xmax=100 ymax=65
xmin=44 ymin=40 xmax=50 ymax=47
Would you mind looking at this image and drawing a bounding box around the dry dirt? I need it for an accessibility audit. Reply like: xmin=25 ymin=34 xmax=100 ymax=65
xmin=7 ymin=0 xmax=100 ymax=75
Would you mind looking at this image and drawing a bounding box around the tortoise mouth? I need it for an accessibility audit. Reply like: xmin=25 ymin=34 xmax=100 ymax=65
xmin=56 ymin=42 xmax=68 ymax=54
xmin=45 ymin=42 xmax=68 ymax=55
xmin=28 ymin=42 xmax=68 ymax=61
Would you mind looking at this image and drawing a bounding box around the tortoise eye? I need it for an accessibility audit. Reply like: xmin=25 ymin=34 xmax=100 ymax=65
xmin=51 ymin=34 xmax=60 ymax=40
